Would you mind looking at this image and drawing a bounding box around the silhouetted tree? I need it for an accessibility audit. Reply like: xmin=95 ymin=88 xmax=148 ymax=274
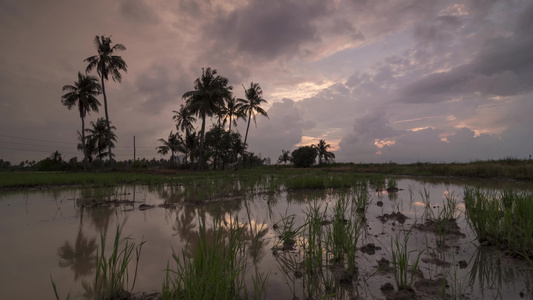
xmin=277 ymin=150 xmax=291 ymax=165
xmin=85 ymin=35 xmax=127 ymax=162
xmin=61 ymin=72 xmax=101 ymax=169
xmin=314 ymin=139 xmax=335 ymax=165
xmin=156 ymin=131 xmax=184 ymax=167
xmin=84 ymin=118 xmax=117 ymax=161
xmin=241 ymin=82 xmax=268 ymax=150
xmin=221 ymin=96 xmax=247 ymax=132
xmin=182 ymin=67 xmax=232 ymax=170
xmin=291 ymin=146 xmax=317 ymax=168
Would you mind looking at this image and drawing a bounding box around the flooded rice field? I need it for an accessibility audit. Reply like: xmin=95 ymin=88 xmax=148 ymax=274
xmin=1 ymin=176 xmax=532 ymax=299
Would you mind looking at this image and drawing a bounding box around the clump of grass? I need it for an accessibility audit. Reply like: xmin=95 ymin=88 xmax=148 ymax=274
xmin=272 ymin=214 xmax=306 ymax=251
xmin=285 ymin=175 xmax=326 ymax=189
xmin=464 ymin=188 xmax=533 ymax=257
xmin=352 ymin=184 xmax=371 ymax=214
xmin=389 ymin=226 xmax=424 ymax=291
xmin=92 ymin=225 xmax=145 ymax=300
xmin=387 ymin=178 xmax=398 ymax=189
xmin=163 ymin=216 xmax=265 ymax=299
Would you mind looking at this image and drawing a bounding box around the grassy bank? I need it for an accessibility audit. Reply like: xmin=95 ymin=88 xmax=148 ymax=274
xmin=1 ymin=158 xmax=531 ymax=190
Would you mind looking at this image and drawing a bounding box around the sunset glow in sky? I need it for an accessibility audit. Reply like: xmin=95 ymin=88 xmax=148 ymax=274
xmin=1 ymin=0 xmax=532 ymax=164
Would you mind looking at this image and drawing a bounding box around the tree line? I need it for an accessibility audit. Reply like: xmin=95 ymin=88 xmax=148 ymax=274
xmin=60 ymin=35 xmax=271 ymax=171
xmin=55 ymin=34 xmax=339 ymax=171
xmin=157 ymin=68 xmax=269 ymax=171
xmin=61 ymin=35 xmax=125 ymax=170
xmin=278 ymin=139 xmax=336 ymax=168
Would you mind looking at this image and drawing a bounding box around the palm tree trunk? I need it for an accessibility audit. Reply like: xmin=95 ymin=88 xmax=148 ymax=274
xmin=198 ymin=113 xmax=206 ymax=171
xmin=100 ymin=74 xmax=113 ymax=163
xmin=81 ymin=117 xmax=88 ymax=171
xmin=244 ymin=111 xmax=252 ymax=148
xmin=241 ymin=111 xmax=253 ymax=168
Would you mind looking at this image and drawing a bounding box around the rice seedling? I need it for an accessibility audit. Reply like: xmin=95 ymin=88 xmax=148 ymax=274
xmin=443 ymin=254 xmax=467 ymax=300
xmin=272 ymin=214 xmax=305 ymax=251
xmin=387 ymin=178 xmax=398 ymax=190
xmin=51 ymin=275 xmax=70 ymax=300
xmin=389 ymin=226 xmax=424 ymax=291
xmin=284 ymin=174 xmax=326 ymax=190
xmin=92 ymin=225 xmax=145 ymax=300
xmin=352 ymin=184 xmax=371 ymax=214
xmin=164 ymin=216 xmax=253 ymax=299
xmin=250 ymin=266 xmax=270 ymax=300
xmin=464 ymin=187 xmax=533 ymax=257
xmin=302 ymin=200 xmax=328 ymax=274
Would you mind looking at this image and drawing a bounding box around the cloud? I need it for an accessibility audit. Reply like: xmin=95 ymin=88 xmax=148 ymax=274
xmin=246 ymin=98 xmax=309 ymax=160
xmin=397 ymin=2 xmax=533 ymax=104
xmin=205 ymin=0 xmax=332 ymax=61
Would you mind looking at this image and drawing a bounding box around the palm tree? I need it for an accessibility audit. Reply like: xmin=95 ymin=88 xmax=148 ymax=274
xmin=241 ymin=82 xmax=268 ymax=150
xmin=277 ymin=150 xmax=291 ymax=165
xmin=172 ymin=105 xmax=197 ymax=165
xmin=77 ymin=130 xmax=98 ymax=164
xmin=85 ymin=118 xmax=117 ymax=161
xmin=221 ymin=96 xmax=247 ymax=132
xmin=184 ymin=130 xmax=199 ymax=165
xmin=314 ymin=139 xmax=335 ymax=165
xmin=173 ymin=104 xmax=196 ymax=133
xmin=182 ymin=67 xmax=232 ymax=170
xmin=61 ymin=72 xmax=101 ymax=169
xmin=156 ymin=131 xmax=184 ymax=167
xmin=85 ymin=35 xmax=127 ymax=162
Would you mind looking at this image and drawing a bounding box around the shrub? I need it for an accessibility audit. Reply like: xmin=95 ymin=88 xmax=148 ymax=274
xmin=291 ymin=146 xmax=317 ymax=168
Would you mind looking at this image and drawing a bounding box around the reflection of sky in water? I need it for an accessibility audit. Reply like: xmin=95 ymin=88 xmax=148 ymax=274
xmin=0 ymin=178 xmax=532 ymax=299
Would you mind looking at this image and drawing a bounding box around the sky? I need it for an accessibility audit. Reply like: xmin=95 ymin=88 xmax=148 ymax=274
xmin=1 ymin=0 xmax=532 ymax=165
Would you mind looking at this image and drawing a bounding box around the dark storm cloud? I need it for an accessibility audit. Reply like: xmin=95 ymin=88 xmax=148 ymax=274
xmin=205 ymin=0 xmax=332 ymax=60
xmin=134 ymin=62 xmax=190 ymax=113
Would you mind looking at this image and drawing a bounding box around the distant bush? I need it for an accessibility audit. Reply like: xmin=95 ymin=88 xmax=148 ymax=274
xmin=131 ymin=160 xmax=148 ymax=169
xmin=291 ymin=146 xmax=317 ymax=168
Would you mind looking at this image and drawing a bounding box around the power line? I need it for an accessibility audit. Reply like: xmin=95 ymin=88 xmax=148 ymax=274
xmin=0 ymin=134 xmax=78 ymax=145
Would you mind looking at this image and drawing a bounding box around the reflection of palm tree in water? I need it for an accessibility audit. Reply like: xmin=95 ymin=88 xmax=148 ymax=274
xmin=57 ymin=229 xmax=97 ymax=280
xmin=171 ymin=200 xmax=268 ymax=263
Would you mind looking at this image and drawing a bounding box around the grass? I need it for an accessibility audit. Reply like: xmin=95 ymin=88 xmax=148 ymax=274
xmin=162 ymin=216 xmax=267 ymax=300
xmin=51 ymin=275 xmax=70 ymax=300
xmin=92 ymin=225 xmax=145 ymax=299
xmin=389 ymin=226 xmax=424 ymax=291
xmin=3 ymin=158 xmax=531 ymax=191
xmin=464 ymin=187 xmax=533 ymax=257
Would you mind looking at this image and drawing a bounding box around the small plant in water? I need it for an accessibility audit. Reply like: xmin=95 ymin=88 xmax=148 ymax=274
xmin=92 ymin=225 xmax=145 ymax=300
xmin=389 ymin=226 xmax=424 ymax=291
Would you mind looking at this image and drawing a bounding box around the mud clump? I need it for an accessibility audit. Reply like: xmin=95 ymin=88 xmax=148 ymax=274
xmin=361 ymin=243 xmax=382 ymax=255
xmin=377 ymin=212 xmax=408 ymax=224
xmin=415 ymin=219 xmax=466 ymax=238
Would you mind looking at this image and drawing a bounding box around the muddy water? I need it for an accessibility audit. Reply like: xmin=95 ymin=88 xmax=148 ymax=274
xmin=0 ymin=178 xmax=532 ymax=299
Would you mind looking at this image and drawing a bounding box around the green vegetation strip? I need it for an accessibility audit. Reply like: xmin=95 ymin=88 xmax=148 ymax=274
xmin=2 ymin=158 xmax=532 ymax=191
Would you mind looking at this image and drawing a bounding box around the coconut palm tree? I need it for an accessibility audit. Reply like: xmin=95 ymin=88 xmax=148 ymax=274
xmin=277 ymin=150 xmax=291 ymax=165
xmin=314 ymin=139 xmax=335 ymax=165
xmin=182 ymin=67 xmax=232 ymax=170
xmin=61 ymin=72 xmax=102 ymax=169
xmin=156 ymin=131 xmax=184 ymax=168
xmin=172 ymin=105 xmax=197 ymax=165
xmin=173 ymin=104 xmax=196 ymax=134
xmin=221 ymin=96 xmax=247 ymax=132
xmin=84 ymin=35 xmax=127 ymax=162
xmin=241 ymin=82 xmax=268 ymax=149
xmin=85 ymin=118 xmax=117 ymax=161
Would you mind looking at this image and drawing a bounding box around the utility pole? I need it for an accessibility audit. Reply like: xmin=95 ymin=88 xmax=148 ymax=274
xmin=133 ymin=136 xmax=136 ymax=161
